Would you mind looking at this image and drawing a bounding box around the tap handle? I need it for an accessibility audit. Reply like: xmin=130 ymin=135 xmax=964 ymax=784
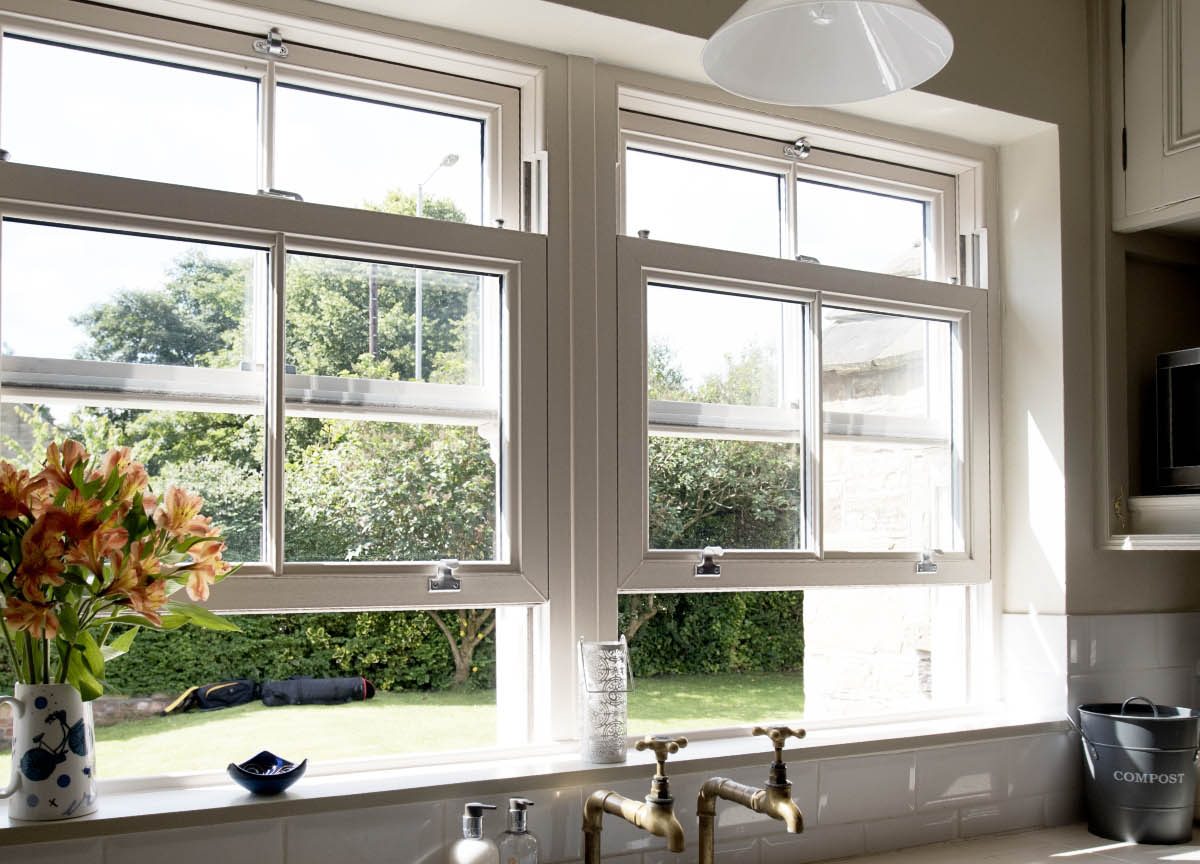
xmin=753 ymin=725 xmax=806 ymax=760
xmin=636 ymin=734 xmax=688 ymax=775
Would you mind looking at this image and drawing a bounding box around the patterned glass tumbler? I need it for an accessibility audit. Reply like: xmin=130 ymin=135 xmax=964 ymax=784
xmin=579 ymin=636 xmax=632 ymax=763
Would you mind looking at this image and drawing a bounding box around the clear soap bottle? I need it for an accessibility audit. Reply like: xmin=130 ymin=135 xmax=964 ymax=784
xmin=496 ymin=797 xmax=539 ymax=864
xmin=449 ymin=802 xmax=499 ymax=864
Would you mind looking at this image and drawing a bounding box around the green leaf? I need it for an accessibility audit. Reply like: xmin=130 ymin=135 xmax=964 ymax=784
xmin=67 ymin=649 xmax=104 ymax=701
xmin=165 ymin=601 xmax=240 ymax=632
xmin=57 ymin=605 xmax=80 ymax=642
xmin=101 ymin=627 xmax=138 ymax=662
xmin=77 ymin=629 xmax=106 ymax=679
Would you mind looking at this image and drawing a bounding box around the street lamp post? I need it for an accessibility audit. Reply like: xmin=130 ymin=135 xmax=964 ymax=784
xmin=413 ymin=152 xmax=459 ymax=380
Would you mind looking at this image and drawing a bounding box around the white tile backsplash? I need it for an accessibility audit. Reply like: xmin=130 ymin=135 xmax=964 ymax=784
xmin=916 ymin=742 xmax=1007 ymax=809
xmin=105 ymin=820 xmax=284 ymax=864
xmin=287 ymin=801 xmax=443 ymax=864
xmin=761 ymin=822 xmax=865 ymax=864
xmin=1068 ymin=611 xmax=1200 ymax=714
xmin=2 ymin=838 xmax=102 ymax=864
xmin=863 ymin=809 xmax=958 ymax=853
xmin=1007 ymin=734 xmax=1075 ymax=799
xmin=1086 ymin=615 xmax=1160 ymax=671
xmin=958 ymin=795 xmax=1045 ymax=838
xmin=818 ymin=753 xmax=915 ymax=825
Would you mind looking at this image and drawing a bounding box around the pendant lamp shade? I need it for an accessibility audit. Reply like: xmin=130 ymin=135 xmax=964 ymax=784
xmin=701 ymin=0 xmax=954 ymax=106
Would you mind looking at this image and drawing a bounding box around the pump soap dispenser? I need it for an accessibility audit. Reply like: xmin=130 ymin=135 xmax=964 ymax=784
xmin=450 ymin=802 xmax=499 ymax=864
xmin=497 ymin=798 xmax=539 ymax=864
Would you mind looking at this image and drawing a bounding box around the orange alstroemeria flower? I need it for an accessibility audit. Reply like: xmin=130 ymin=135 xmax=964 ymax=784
xmin=0 ymin=463 xmax=46 ymax=520
xmin=47 ymin=488 xmax=105 ymax=543
xmin=38 ymin=439 xmax=89 ymax=494
xmin=102 ymin=447 xmax=150 ymax=504
xmin=154 ymin=486 xmax=205 ymax=539
xmin=66 ymin=525 xmax=130 ymax=578
xmin=17 ymin=513 xmax=67 ymax=588
xmin=125 ymin=578 xmax=167 ymax=626
xmin=3 ymin=596 xmax=59 ymax=640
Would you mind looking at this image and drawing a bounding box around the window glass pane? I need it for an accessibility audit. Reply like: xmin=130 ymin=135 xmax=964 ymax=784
xmin=822 ymin=307 xmax=958 ymax=552
xmin=623 ymin=586 xmax=966 ymax=733
xmin=1 ymin=36 xmax=258 ymax=191
xmin=275 ymin=85 xmax=484 ymax=224
xmin=647 ymin=283 xmax=807 ymax=551
xmin=626 ymin=148 xmax=783 ymax=257
xmin=0 ymin=402 xmax=264 ymax=562
xmin=0 ymin=608 xmax=499 ymax=778
xmin=1 ymin=220 xmax=266 ymax=373
xmin=283 ymin=253 xmax=502 ymax=563
xmin=795 ymin=180 xmax=929 ymax=278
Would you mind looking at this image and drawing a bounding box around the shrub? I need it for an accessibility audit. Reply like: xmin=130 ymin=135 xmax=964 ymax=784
xmin=622 ymin=591 xmax=804 ymax=679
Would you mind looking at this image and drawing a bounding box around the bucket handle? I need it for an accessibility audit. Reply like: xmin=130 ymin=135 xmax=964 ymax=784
xmin=1065 ymin=711 xmax=1099 ymax=769
xmin=1120 ymin=696 xmax=1159 ymax=717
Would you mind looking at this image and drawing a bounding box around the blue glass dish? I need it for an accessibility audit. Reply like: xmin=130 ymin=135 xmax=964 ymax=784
xmin=227 ymin=750 xmax=306 ymax=795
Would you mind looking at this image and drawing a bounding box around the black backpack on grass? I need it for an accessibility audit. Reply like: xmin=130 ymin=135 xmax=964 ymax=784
xmin=260 ymin=676 xmax=376 ymax=706
xmin=162 ymin=679 xmax=260 ymax=715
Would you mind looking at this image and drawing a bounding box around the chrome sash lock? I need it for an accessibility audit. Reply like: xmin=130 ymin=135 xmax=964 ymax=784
xmin=695 ymin=546 xmax=724 ymax=578
xmin=429 ymin=558 xmax=461 ymax=592
xmin=916 ymin=549 xmax=939 ymax=575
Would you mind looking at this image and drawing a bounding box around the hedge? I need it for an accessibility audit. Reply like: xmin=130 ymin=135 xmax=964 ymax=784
xmin=622 ymin=591 xmax=804 ymax=679
xmin=0 ymin=592 xmax=801 ymax=696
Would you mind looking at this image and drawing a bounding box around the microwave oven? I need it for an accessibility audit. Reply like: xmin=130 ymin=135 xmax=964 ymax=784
xmin=1157 ymin=347 xmax=1200 ymax=491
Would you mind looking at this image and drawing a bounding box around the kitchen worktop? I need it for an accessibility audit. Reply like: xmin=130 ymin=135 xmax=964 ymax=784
xmin=849 ymin=824 xmax=1200 ymax=864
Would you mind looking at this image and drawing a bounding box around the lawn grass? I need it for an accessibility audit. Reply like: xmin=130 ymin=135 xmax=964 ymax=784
xmin=628 ymin=672 xmax=804 ymax=734
xmin=0 ymin=672 xmax=802 ymax=778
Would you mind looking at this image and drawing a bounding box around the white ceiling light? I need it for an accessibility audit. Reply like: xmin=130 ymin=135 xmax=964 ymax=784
xmin=701 ymin=0 xmax=954 ymax=106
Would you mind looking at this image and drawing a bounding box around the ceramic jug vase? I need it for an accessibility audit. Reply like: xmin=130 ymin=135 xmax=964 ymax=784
xmin=0 ymin=683 xmax=97 ymax=821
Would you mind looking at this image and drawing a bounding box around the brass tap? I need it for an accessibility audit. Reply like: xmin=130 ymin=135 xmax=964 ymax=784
xmin=697 ymin=725 xmax=806 ymax=864
xmin=582 ymin=735 xmax=688 ymax=863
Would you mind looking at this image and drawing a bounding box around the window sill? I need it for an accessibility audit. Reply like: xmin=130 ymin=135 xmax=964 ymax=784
xmin=0 ymin=710 xmax=1068 ymax=847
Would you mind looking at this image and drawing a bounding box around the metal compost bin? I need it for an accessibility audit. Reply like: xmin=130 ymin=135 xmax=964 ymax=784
xmin=1078 ymin=697 xmax=1200 ymax=844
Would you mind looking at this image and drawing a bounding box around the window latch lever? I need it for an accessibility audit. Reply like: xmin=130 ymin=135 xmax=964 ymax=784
xmin=916 ymin=549 xmax=939 ymax=575
xmin=695 ymin=546 xmax=724 ymax=578
xmin=429 ymin=558 xmax=462 ymax=592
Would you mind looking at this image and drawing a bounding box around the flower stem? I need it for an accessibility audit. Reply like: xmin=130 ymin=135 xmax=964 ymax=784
xmin=23 ymin=633 xmax=36 ymax=685
xmin=41 ymin=635 xmax=49 ymax=684
xmin=57 ymin=643 xmax=73 ymax=684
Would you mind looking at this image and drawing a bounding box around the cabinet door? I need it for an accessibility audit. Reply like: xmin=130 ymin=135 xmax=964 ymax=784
xmin=1125 ymin=0 xmax=1200 ymax=216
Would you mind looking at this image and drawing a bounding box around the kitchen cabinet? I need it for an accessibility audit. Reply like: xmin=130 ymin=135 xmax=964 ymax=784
xmin=1114 ymin=0 xmax=1200 ymax=232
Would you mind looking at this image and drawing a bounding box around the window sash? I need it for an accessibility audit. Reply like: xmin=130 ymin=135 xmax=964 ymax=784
xmin=0 ymin=0 xmax=521 ymax=227
xmin=0 ymin=164 xmax=548 ymax=609
xmin=620 ymin=111 xmax=958 ymax=283
xmin=617 ymin=235 xmax=989 ymax=591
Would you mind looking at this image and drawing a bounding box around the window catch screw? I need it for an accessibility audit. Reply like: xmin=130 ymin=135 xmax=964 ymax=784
xmin=429 ymin=558 xmax=462 ymax=592
xmin=695 ymin=546 xmax=724 ymax=577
